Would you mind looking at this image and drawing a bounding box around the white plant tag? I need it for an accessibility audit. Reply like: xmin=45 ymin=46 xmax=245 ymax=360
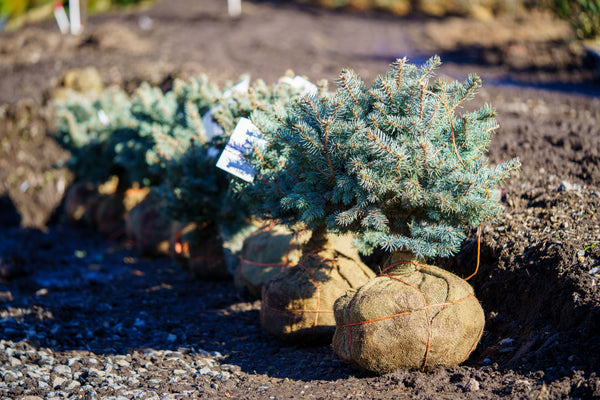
xmin=223 ymin=76 xmax=250 ymax=98
xmin=69 ymin=0 xmax=82 ymax=35
xmin=97 ymin=109 xmax=110 ymax=126
xmin=227 ymin=0 xmax=242 ymax=18
xmin=53 ymin=2 xmax=70 ymax=35
xmin=279 ymin=75 xmax=318 ymax=96
xmin=202 ymin=106 xmax=225 ymax=140
xmin=216 ymin=118 xmax=264 ymax=183
xmin=202 ymin=76 xmax=250 ymax=140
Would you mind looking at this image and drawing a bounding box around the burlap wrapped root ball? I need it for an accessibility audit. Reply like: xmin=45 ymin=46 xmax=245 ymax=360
xmin=124 ymin=188 xmax=150 ymax=241
xmin=332 ymin=253 xmax=485 ymax=373
xmin=126 ymin=189 xmax=172 ymax=256
xmin=169 ymin=221 xmax=230 ymax=280
xmin=261 ymin=233 xmax=376 ymax=345
xmin=234 ymin=224 xmax=312 ymax=298
xmin=94 ymin=194 xmax=126 ymax=237
xmin=64 ymin=181 xmax=101 ymax=227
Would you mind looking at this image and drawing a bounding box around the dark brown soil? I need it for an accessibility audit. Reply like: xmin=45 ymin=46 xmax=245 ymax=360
xmin=1 ymin=0 xmax=599 ymax=398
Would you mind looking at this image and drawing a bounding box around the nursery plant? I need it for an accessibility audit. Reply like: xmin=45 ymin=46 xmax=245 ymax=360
xmin=53 ymin=75 xmax=225 ymax=237
xmin=233 ymin=56 xmax=519 ymax=369
xmin=54 ymin=75 xmax=222 ymax=192
xmin=54 ymin=87 xmax=137 ymax=234
xmin=53 ymin=72 xmax=315 ymax=264
xmin=158 ymin=73 xmax=322 ymax=277
xmin=54 ymin=86 xmax=136 ymax=189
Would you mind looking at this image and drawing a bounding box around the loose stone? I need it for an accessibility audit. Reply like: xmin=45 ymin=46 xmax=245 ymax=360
xmin=52 ymin=365 xmax=72 ymax=376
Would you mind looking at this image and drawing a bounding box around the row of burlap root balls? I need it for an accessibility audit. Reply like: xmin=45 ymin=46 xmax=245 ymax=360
xmin=64 ymin=180 xmax=243 ymax=280
xmin=64 ymin=180 xmax=369 ymax=343
xmin=64 ymin=179 xmax=325 ymax=284
xmin=63 ymin=180 xmax=218 ymax=274
xmin=63 ymin=181 xmax=485 ymax=372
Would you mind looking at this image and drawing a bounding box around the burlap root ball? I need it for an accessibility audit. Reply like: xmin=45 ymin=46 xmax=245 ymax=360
xmin=169 ymin=222 xmax=230 ymax=280
xmin=332 ymin=253 xmax=485 ymax=373
xmin=94 ymin=194 xmax=126 ymax=237
xmin=234 ymin=224 xmax=312 ymax=298
xmin=64 ymin=181 xmax=101 ymax=227
xmin=126 ymin=192 xmax=173 ymax=256
xmin=125 ymin=190 xmax=149 ymax=242
xmin=261 ymin=232 xmax=376 ymax=345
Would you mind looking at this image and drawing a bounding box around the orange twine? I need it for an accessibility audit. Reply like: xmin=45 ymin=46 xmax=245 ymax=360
xmin=466 ymin=186 xmax=490 ymax=281
xmin=173 ymin=230 xmax=190 ymax=256
xmin=238 ymin=225 xmax=305 ymax=275
xmin=464 ymin=228 xmax=481 ymax=282
xmin=342 ymin=260 xmax=477 ymax=371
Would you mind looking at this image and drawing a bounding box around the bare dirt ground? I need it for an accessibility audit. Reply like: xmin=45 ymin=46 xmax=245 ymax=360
xmin=1 ymin=0 xmax=599 ymax=398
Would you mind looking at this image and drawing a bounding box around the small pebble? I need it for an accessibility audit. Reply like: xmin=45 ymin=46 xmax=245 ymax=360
xmin=465 ymin=378 xmax=480 ymax=392
xmin=52 ymin=365 xmax=72 ymax=376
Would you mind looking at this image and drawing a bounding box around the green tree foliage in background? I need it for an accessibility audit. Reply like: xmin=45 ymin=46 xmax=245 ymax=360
xmin=0 ymin=0 xmax=147 ymax=17
xmin=543 ymin=0 xmax=600 ymax=38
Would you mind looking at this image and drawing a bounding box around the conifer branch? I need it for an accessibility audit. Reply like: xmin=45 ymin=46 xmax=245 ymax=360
xmin=338 ymin=73 xmax=363 ymax=112
xmin=450 ymin=75 xmax=482 ymax=113
xmin=394 ymin=58 xmax=406 ymax=90
xmin=419 ymin=82 xmax=425 ymax=121
xmin=365 ymin=130 xmax=395 ymax=157
xmin=323 ymin=122 xmax=337 ymax=182
xmin=420 ymin=141 xmax=428 ymax=171
xmin=425 ymin=89 xmax=466 ymax=170
xmin=382 ymin=81 xmax=394 ymax=106
xmin=253 ymin=145 xmax=276 ymax=172
xmin=277 ymin=130 xmax=329 ymax=178
xmin=279 ymin=160 xmax=303 ymax=182
xmin=186 ymin=99 xmax=206 ymax=145
xmin=384 ymin=115 xmax=408 ymax=132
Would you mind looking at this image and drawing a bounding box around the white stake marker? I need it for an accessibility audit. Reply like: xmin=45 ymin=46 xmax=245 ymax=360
xmin=227 ymin=0 xmax=241 ymax=17
xmin=69 ymin=0 xmax=82 ymax=35
xmin=53 ymin=2 xmax=70 ymax=34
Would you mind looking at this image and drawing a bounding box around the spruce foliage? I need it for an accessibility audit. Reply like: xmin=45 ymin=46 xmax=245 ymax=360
xmin=54 ymin=71 xmax=318 ymax=235
xmin=159 ymin=73 xmax=321 ymax=231
xmin=53 ymin=75 xmax=223 ymax=189
xmin=54 ymin=86 xmax=136 ymax=186
xmin=235 ymin=56 xmax=520 ymax=259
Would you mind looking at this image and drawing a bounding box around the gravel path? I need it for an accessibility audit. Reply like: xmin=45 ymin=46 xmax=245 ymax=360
xmin=0 ymin=226 xmax=248 ymax=399
xmin=0 ymin=225 xmax=356 ymax=400
xmin=0 ymin=341 xmax=236 ymax=399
